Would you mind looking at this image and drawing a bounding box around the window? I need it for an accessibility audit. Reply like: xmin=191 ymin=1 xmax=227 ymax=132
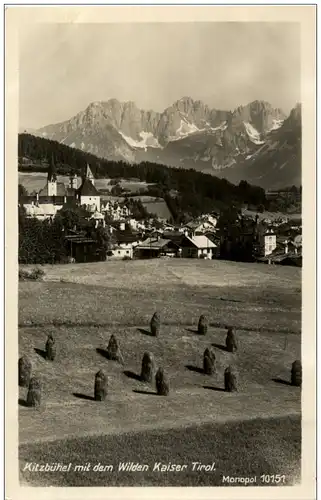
xmin=118 ymin=251 xmax=121 ymax=254
xmin=126 ymin=251 xmax=129 ymax=254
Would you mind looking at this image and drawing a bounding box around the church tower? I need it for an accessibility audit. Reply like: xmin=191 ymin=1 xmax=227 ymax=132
xmin=85 ymin=163 xmax=95 ymax=186
xmin=47 ymin=154 xmax=57 ymax=196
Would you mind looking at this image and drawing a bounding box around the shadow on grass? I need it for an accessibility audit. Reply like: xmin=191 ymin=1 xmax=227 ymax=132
xmin=137 ymin=328 xmax=155 ymax=337
xmin=18 ymin=398 xmax=29 ymax=407
xmin=212 ymin=343 xmax=228 ymax=352
xmin=272 ymin=377 xmax=292 ymax=386
xmin=96 ymin=348 xmax=109 ymax=359
xmin=203 ymin=385 xmax=225 ymax=392
xmin=218 ymin=297 xmax=242 ymax=303
xmin=34 ymin=347 xmax=47 ymax=360
xmin=133 ymin=389 xmax=158 ymax=396
xmin=185 ymin=328 xmax=199 ymax=335
xmin=123 ymin=370 xmax=142 ymax=382
xmin=73 ymin=392 xmax=96 ymax=401
xmin=185 ymin=364 xmax=204 ymax=374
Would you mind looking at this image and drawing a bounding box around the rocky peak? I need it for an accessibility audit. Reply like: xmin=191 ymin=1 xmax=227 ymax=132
xmin=230 ymin=100 xmax=286 ymax=134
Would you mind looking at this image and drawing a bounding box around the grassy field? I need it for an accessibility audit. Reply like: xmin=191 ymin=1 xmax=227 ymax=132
xmin=20 ymin=416 xmax=301 ymax=486
xmin=18 ymin=259 xmax=301 ymax=486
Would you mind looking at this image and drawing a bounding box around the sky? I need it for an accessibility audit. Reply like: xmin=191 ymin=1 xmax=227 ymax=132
xmin=19 ymin=22 xmax=300 ymax=129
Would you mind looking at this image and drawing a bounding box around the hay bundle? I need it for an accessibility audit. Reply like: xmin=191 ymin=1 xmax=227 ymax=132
xmin=224 ymin=366 xmax=237 ymax=392
xmin=203 ymin=347 xmax=216 ymax=375
xmin=291 ymin=360 xmax=302 ymax=387
xmin=150 ymin=312 xmax=160 ymax=337
xmin=141 ymin=352 xmax=155 ymax=383
xmin=226 ymin=327 xmax=237 ymax=353
xmin=45 ymin=334 xmax=56 ymax=361
xmin=94 ymin=370 xmax=107 ymax=401
xmin=18 ymin=356 xmax=32 ymax=388
xmin=155 ymin=367 xmax=169 ymax=396
xmin=198 ymin=315 xmax=208 ymax=335
xmin=107 ymin=335 xmax=124 ymax=363
xmin=26 ymin=376 xmax=42 ymax=407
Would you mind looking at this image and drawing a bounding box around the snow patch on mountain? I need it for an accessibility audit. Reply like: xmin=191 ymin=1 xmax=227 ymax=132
xmin=168 ymin=120 xmax=200 ymax=142
xmin=269 ymin=119 xmax=284 ymax=131
xmin=119 ymin=131 xmax=162 ymax=150
xmin=210 ymin=121 xmax=228 ymax=132
xmin=243 ymin=122 xmax=265 ymax=145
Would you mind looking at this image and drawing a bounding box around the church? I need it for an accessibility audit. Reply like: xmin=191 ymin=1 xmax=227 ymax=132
xmin=20 ymin=159 xmax=101 ymax=219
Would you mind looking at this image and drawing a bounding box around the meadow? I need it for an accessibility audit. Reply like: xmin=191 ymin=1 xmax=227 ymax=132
xmin=19 ymin=259 xmax=302 ymax=486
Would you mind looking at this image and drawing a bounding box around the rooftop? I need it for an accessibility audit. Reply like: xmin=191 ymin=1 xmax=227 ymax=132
xmin=77 ymin=178 xmax=99 ymax=196
xmin=136 ymin=237 xmax=178 ymax=250
xmin=185 ymin=235 xmax=217 ymax=249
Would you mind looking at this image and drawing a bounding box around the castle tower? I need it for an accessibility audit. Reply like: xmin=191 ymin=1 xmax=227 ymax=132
xmin=85 ymin=163 xmax=95 ymax=186
xmin=47 ymin=154 xmax=57 ymax=196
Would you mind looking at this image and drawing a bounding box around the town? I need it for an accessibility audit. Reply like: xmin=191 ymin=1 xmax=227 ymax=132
xmin=18 ymin=160 xmax=302 ymax=268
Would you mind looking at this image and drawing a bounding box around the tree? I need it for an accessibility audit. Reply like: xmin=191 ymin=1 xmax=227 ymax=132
xmin=54 ymin=204 xmax=91 ymax=232
xmin=90 ymin=225 xmax=112 ymax=260
xmin=111 ymin=183 xmax=124 ymax=196
xmin=18 ymin=183 xmax=28 ymax=201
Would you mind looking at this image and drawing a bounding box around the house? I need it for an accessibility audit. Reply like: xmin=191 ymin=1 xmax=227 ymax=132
xmin=101 ymin=200 xmax=132 ymax=221
xmin=180 ymin=235 xmax=217 ymax=259
xmin=135 ymin=236 xmax=181 ymax=259
xmin=90 ymin=210 xmax=106 ymax=228
xmin=64 ymin=233 xmax=104 ymax=263
xmin=109 ymin=229 xmax=141 ymax=259
xmin=258 ymin=250 xmax=302 ymax=267
xmin=257 ymin=227 xmax=277 ymax=257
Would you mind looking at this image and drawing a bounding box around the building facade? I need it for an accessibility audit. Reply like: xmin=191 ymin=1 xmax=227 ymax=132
xmin=20 ymin=160 xmax=101 ymax=219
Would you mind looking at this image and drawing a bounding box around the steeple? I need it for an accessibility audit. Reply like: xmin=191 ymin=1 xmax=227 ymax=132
xmin=85 ymin=163 xmax=95 ymax=186
xmin=47 ymin=154 xmax=57 ymax=183
xmin=47 ymin=154 xmax=57 ymax=196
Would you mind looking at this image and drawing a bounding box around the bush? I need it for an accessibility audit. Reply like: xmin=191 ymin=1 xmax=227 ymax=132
xmin=27 ymin=376 xmax=42 ymax=407
xmin=18 ymin=356 xmax=32 ymax=387
xmin=203 ymin=347 xmax=216 ymax=375
xmin=141 ymin=352 xmax=155 ymax=383
xmin=155 ymin=367 xmax=169 ymax=396
xmin=45 ymin=334 xmax=56 ymax=361
xmin=198 ymin=315 xmax=208 ymax=335
xmin=150 ymin=312 xmax=160 ymax=337
xmin=224 ymin=366 xmax=237 ymax=392
xmin=107 ymin=335 xmax=124 ymax=363
xmin=94 ymin=370 xmax=107 ymax=401
xmin=291 ymin=360 xmax=302 ymax=387
xmin=226 ymin=327 xmax=238 ymax=353
xmin=122 ymin=256 xmax=132 ymax=261
xmin=19 ymin=267 xmax=45 ymax=281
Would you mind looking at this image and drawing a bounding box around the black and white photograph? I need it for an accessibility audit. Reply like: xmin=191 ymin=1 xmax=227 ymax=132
xmin=5 ymin=4 xmax=316 ymax=496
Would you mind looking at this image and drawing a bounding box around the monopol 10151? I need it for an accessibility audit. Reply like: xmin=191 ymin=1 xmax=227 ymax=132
xmin=260 ymin=474 xmax=286 ymax=484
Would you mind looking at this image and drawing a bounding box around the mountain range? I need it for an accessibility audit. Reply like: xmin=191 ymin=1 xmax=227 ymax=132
xmin=23 ymin=97 xmax=301 ymax=189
